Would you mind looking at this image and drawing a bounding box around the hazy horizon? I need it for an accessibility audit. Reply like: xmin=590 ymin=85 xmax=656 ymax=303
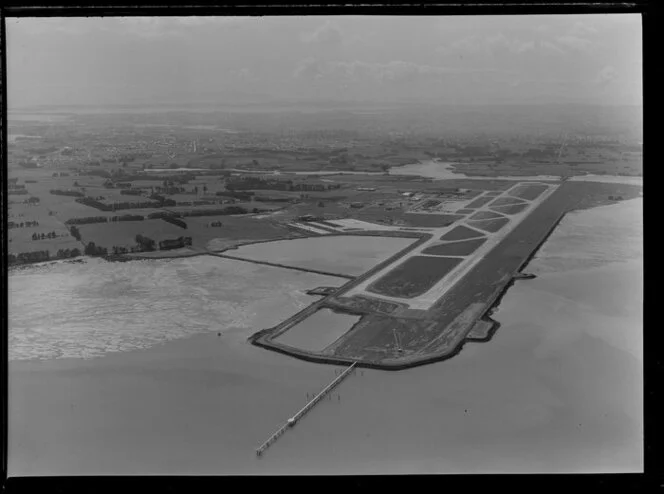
xmin=7 ymin=14 xmax=642 ymax=109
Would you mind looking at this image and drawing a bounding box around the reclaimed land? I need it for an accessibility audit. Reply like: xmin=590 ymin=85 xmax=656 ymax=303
xmin=248 ymin=181 xmax=636 ymax=370
xmin=367 ymin=256 xmax=464 ymax=299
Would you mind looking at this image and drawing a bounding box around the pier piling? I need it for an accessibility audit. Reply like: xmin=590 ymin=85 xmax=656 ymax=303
xmin=256 ymin=362 xmax=357 ymax=457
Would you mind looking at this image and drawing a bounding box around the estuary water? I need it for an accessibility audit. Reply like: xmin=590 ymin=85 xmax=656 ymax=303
xmin=8 ymin=199 xmax=642 ymax=475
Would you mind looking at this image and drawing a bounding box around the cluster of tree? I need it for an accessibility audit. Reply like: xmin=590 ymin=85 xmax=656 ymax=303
xmin=111 ymin=245 xmax=130 ymax=255
xmin=66 ymin=216 xmax=108 ymax=225
xmin=50 ymin=189 xmax=85 ymax=197
xmin=75 ymin=196 xmax=164 ymax=211
xmin=22 ymin=197 xmax=40 ymax=204
xmin=9 ymin=183 xmax=26 ymax=190
xmin=159 ymin=236 xmax=193 ymax=251
xmin=84 ymin=242 xmax=108 ymax=256
xmin=147 ymin=211 xmax=175 ymax=220
xmin=25 ymin=179 xmax=38 ymax=183
xmin=19 ymin=161 xmax=38 ymax=169
xmin=82 ymin=169 xmax=111 ymax=178
xmin=215 ymin=190 xmax=253 ymax=201
xmin=55 ymin=248 xmax=82 ymax=259
xmin=8 ymin=250 xmax=50 ymax=265
xmin=178 ymin=206 xmax=249 ymax=217
xmin=120 ymin=189 xmax=143 ymax=195
xmin=9 ymin=220 xmax=39 ymax=229
xmin=32 ymin=231 xmax=61 ymax=241
xmin=253 ymin=196 xmax=292 ymax=203
xmin=8 ymin=189 xmax=29 ymax=195
xmin=226 ymin=176 xmax=291 ymax=191
xmin=69 ymin=225 xmax=81 ymax=241
xmin=135 ymin=234 xmax=156 ymax=252
xmin=161 ymin=216 xmax=188 ymax=229
xmin=110 ymin=214 xmax=144 ymax=222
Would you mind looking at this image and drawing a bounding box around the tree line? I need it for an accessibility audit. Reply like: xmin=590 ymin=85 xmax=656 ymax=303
xmin=31 ymin=231 xmax=63 ymax=241
xmin=9 ymin=220 xmax=39 ymax=229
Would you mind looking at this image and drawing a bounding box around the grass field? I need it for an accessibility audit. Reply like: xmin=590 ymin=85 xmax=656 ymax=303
xmin=421 ymin=238 xmax=487 ymax=256
xmin=368 ymin=255 xmax=464 ymax=299
xmin=466 ymin=217 xmax=510 ymax=233
xmin=78 ymin=219 xmax=186 ymax=249
xmin=9 ymin=203 xmax=82 ymax=254
xmin=440 ymin=225 xmax=486 ymax=241
xmin=464 ymin=196 xmax=494 ymax=209
xmin=509 ymin=184 xmax=548 ymax=201
xmin=184 ymin=215 xmax=291 ymax=250
xmin=489 ymin=196 xmax=528 ymax=207
xmin=489 ymin=203 xmax=529 ymax=215
xmin=469 ymin=211 xmax=504 ymax=220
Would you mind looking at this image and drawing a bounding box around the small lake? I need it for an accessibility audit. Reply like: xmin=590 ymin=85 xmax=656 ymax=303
xmin=229 ymin=235 xmax=417 ymax=277
xmin=275 ymin=309 xmax=360 ymax=352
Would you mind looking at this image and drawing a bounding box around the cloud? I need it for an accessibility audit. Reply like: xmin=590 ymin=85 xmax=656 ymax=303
xmin=438 ymin=33 xmax=536 ymax=57
xmin=538 ymin=40 xmax=566 ymax=55
xmin=294 ymin=59 xmax=497 ymax=85
xmin=555 ymin=35 xmax=594 ymax=53
xmin=301 ymin=20 xmax=343 ymax=47
xmin=594 ymin=65 xmax=618 ymax=86
xmin=9 ymin=17 xmax=255 ymax=39
xmin=293 ymin=57 xmax=324 ymax=79
xmin=570 ymin=20 xmax=599 ymax=37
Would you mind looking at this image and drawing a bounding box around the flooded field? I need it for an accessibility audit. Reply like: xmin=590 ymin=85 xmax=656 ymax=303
xmin=8 ymin=199 xmax=642 ymax=475
xmin=229 ymin=235 xmax=417 ymax=277
xmin=275 ymin=309 xmax=361 ymax=352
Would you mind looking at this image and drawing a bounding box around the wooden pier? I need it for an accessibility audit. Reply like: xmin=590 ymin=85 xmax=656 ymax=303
xmin=256 ymin=362 xmax=358 ymax=457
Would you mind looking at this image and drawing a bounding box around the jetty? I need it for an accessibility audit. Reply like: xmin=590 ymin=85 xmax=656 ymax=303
xmin=256 ymin=362 xmax=357 ymax=457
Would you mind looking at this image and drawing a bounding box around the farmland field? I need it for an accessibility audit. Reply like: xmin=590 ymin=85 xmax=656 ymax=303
xmin=78 ymin=219 xmax=186 ymax=249
xmin=368 ymin=255 xmax=463 ymax=298
xmin=184 ymin=215 xmax=290 ymax=251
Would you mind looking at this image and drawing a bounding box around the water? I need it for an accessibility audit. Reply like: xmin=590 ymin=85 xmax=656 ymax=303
xmin=8 ymin=256 xmax=344 ymax=361
xmin=275 ymin=309 xmax=361 ymax=352
xmin=389 ymin=159 xmax=642 ymax=185
xmin=229 ymin=235 xmax=416 ymax=276
xmin=8 ymin=199 xmax=642 ymax=474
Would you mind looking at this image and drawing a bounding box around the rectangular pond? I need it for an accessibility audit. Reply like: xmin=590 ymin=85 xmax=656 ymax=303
xmin=274 ymin=308 xmax=361 ymax=352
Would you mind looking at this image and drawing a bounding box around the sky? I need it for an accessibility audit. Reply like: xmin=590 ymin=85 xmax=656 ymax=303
xmin=6 ymin=14 xmax=642 ymax=108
